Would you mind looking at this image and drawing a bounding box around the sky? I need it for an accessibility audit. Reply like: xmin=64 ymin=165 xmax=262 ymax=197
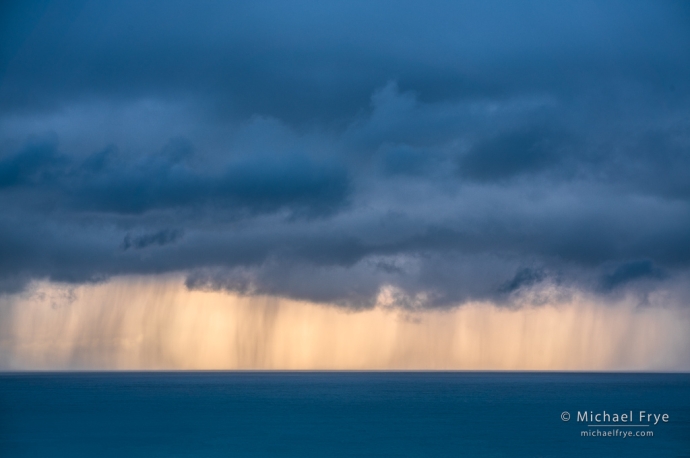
xmin=1 ymin=1 xmax=689 ymax=369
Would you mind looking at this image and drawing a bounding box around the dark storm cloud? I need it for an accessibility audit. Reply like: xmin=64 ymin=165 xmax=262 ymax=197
xmin=499 ymin=268 xmax=548 ymax=295
xmin=457 ymin=129 xmax=565 ymax=182
xmin=600 ymin=260 xmax=667 ymax=291
xmin=2 ymin=1 xmax=689 ymax=122
xmin=0 ymin=136 xmax=65 ymax=188
xmin=0 ymin=137 xmax=349 ymax=216
xmin=1 ymin=0 xmax=690 ymax=308
xmin=122 ymin=229 xmax=183 ymax=251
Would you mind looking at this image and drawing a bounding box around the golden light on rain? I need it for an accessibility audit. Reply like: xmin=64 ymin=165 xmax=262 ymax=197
xmin=1 ymin=275 xmax=689 ymax=371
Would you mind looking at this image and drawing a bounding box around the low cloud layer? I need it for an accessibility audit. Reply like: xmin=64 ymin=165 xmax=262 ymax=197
xmin=1 ymin=1 xmax=689 ymax=308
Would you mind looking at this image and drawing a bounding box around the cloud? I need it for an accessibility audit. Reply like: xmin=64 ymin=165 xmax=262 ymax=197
xmin=0 ymin=136 xmax=350 ymax=216
xmin=122 ymin=229 xmax=183 ymax=251
xmin=0 ymin=135 xmax=65 ymax=188
xmin=499 ymin=267 xmax=548 ymax=295
xmin=0 ymin=0 xmax=689 ymax=309
xmin=457 ymin=128 xmax=565 ymax=182
xmin=2 ymin=1 xmax=689 ymax=123
xmin=600 ymin=260 xmax=667 ymax=291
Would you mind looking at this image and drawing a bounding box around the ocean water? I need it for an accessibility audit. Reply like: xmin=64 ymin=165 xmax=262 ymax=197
xmin=1 ymin=372 xmax=688 ymax=457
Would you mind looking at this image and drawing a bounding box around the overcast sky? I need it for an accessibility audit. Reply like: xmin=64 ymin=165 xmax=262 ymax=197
xmin=1 ymin=0 xmax=689 ymax=309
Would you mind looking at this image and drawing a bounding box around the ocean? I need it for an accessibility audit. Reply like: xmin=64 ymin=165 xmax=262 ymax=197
xmin=1 ymin=372 xmax=688 ymax=457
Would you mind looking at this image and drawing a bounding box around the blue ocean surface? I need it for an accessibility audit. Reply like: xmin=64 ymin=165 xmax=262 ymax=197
xmin=0 ymin=372 xmax=689 ymax=457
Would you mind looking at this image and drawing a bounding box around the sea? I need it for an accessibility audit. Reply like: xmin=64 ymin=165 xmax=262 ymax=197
xmin=1 ymin=372 xmax=688 ymax=457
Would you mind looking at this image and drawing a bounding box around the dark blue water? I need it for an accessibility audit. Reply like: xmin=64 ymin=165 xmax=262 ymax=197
xmin=1 ymin=372 xmax=689 ymax=457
